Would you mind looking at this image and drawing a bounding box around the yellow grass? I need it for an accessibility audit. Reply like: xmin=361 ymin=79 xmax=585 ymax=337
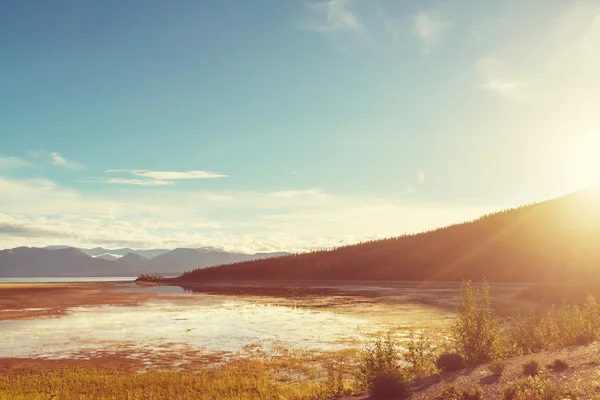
xmin=0 ymin=360 xmax=326 ymax=400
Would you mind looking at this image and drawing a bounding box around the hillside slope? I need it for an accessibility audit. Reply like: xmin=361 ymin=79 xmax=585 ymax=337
xmin=180 ymin=189 xmax=600 ymax=283
xmin=0 ymin=247 xmax=137 ymax=277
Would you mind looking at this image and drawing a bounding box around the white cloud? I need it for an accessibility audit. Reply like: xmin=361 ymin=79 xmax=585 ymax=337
xmin=107 ymin=169 xmax=226 ymax=180
xmin=412 ymin=10 xmax=450 ymax=53
xmin=270 ymin=189 xmax=328 ymax=199
xmin=473 ymin=1 xmax=600 ymax=110
xmin=303 ymin=0 xmax=365 ymax=34
xmin=51 ymin=152 xmax=85 ymax=170
xmin=101 ymin=178 xmax=174 ymax=186
xmin=300 ymin=0 xmax=405 ymax=53
xmin=93 ymin=169 xmax=226 ymax=186
xmin=476 ymin=57 xmax=524 ymax=98
xmin=0 ymin=156 xmax=31 ymax=169
xmin=0 ymin=175 xmax=502 ymax=252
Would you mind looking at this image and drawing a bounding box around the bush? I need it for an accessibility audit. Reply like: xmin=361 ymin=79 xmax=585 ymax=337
xmin=503 ymin=293 xmax=600 ymax=357
xmin=438 ymin=383 xmax=483 ymax=400
xmin=403 ymin=330 xmax=439 ymax=379
xmin=488 ymin=359 xmax=507 ymax=376
xmin=521 ymin=360 xmax=541 ymax=377
xmin=547 ymin=358 xmax=569 ymax=372
xmin=436 ymin=352 xmax=466 ymax=372
xmin=453 ymin=280 xmax=501 ymax=365
xmin=322 ymin=360 xmax=351 ymax=398
xmin=502 ymin=376 xmax=578 ymax=400
xmin=370 ymin=370 xmax=410 ymax=399
xmin=357 ymin=334 xmax=401 ymax=391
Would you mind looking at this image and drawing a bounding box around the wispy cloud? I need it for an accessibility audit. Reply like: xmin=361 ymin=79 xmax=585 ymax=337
xmin=412 ymin=10 xmax=450 ymax=54
xmin=476 ymin=57 xmax=524 ymax=98
xmin=92 ymin=169 xmax=227 ymax=186
xmin=270 ymin=189 xmax=328 ymax=199
xmin=303 ymin=0 xmax=365 ymax=34
xmin=51 ymin=152 xmax=85 ymax=170
xmin=302 ymin=1 xmax=450 ymax=54
xmin=101 ymin=178 xmax=174 ymax=186
xmin=473 ymin=1 xmax=600 ymax=110
xmin=0 ymin=156 xmax=31 ymax=169
xmin=0 ymin=175 xmax=501 ymax=253
xmin=107 ymin=169 xmax=226 ymax=180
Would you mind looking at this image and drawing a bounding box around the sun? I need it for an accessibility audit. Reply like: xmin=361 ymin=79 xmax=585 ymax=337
xmin=572 ymin=133 xmax=600 ymax=189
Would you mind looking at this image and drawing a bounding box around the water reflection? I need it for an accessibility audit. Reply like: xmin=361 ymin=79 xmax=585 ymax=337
xmin=0 ymin=297 xmax=377 ymax=361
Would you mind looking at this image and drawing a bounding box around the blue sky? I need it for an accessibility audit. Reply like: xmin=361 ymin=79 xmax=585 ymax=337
xmin=1 ymin=0 xmax=599 ymax=251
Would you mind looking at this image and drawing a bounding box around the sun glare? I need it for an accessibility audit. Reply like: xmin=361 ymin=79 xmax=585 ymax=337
xmin=572 ymin=133 xmax=600 ymax=188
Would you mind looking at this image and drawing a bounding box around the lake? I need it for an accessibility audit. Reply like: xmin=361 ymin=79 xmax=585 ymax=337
xmin=0 ymin=281 xmax=453 ymax=367
xmin=0 ymin=277 xmax=138 ymax=283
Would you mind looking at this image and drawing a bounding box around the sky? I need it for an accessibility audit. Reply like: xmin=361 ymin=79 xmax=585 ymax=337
xmin=1 ymin=0 xmax=599 ymax=252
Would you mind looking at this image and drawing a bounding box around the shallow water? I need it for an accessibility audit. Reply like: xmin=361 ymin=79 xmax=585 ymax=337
xmin=0 ymin=296 xmax=381 ymax=361
xmin=0 ymin=277 xmax=138 ymax=283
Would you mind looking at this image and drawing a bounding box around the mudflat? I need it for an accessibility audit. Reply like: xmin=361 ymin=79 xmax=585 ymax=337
xmin=0 ymin=281 xmax=174 ymax=321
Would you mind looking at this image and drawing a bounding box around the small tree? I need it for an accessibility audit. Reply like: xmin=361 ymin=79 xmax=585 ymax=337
xmin=453 ymin=279 xmax=501 ymax=364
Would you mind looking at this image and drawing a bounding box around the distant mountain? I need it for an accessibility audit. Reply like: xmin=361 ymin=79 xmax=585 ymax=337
xmin=0 ymin=247 xmax=137 ymax=277
xmin=143 ymin=248 xmax=292 ymax=274
xmin=80 ymin=247 xmax=170 ymax=259
xmin=94 ymin=253 xmax=122 ymax=261
xmin=42 ymin=246 xmax=170 ymax=259
xmin=1 ymin=246 xmax=290 ymax=277
xmin=179 ymin=189 xmax=600 ymax=283
xmin=117 ymin=253 xmax=147 ymax=269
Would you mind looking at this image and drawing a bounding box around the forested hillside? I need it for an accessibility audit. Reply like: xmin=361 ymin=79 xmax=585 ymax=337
xmin=180 ymin=189 xmax=600 ymax=282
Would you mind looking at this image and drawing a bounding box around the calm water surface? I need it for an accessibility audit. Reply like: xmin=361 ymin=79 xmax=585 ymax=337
xmin=0 ymin=277 xmax=137 ymax=283
xmin=0 ymin=297 xmax=383 ymax=361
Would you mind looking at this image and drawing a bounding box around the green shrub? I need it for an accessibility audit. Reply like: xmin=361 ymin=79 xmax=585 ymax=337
xmin=521 ymin=360 xmax=540 ymax=377
xmin=488 ymin=359 xmax=507 ymax=375
xmin=322 ymin=360 xmax=350 ymax=398
xmin=403 ymin=330 xmax=439 ymax=379
xmin=503 ymin=313 xmax=543 ymax=356
xmin=436 ymin=352 xmax=466 ymax=372
xmin=503 ymin=376 xmax=578 ymax=400
xmin=438 ymin=383 xmax=483 ymax=400
xmin=357 ymin=334 xmax=401 ymax=391
xmin=547 ymin=358 xmax=569 ymax=372
xmin=370 ymin=370 xmax=410 ymax=399
xmin=503 ymin=293 xmax=600 ymax=356
xmin=453 ymin=280 xmax=501 ymax=365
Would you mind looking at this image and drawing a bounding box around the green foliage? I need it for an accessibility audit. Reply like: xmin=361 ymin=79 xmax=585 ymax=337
xmin=521 ymin=360 xmax=541 ymax=377
xmin=136 ymin=274 xmax=165 ymax=281
xmin=403 ymin=330 xmax=439 ymax=379
xmin=321 ymin=360 xmax=352 ymax=398
xmin=356 ymin=334 xmax=401 ymax=392
xmin=436 ymin=352 xmax=466 ymax=372
xmin=503 ymin=293 xmax=600 ymax=357
xmin=547 ymin=358 xmax=569 ymax=372
xmin=438 ymin=383 xmax=484 ymax=400
xmin=370 ymin=370 xmax=411 ymax=399
xmin=503 ymin=313 xmax=542 ymax=356
xmin=453 ymin=280 xmax=501 ymax=365
xmin=502 ymin=376 xmax=579 ymax=400
xmin=488 ymin=359 xmax=507 ymax=376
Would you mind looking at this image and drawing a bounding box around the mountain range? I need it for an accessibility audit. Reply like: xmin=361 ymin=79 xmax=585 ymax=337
xmin=0 ymin=246 xmax=291 ymax=277
xmin=179 ymin=189 xmax=600 ymax=283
